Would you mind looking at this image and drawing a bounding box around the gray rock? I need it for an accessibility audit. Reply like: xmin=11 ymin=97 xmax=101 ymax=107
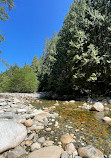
xmin=37 ymin=137 xmax=45 ymax=143
xmin=7 ymin=146 xmax=26 ymax=158
xmin=0 ymin=120 xmax=27 ymax=153
xmin=60 ymin=151 xmax=69 ymax=158
xmin=78 ymin=145 xmax=104 ymax=158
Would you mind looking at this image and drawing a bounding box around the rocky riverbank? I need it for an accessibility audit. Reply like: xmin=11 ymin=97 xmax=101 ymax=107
xmin=0 ymin=93 xmax=111 ymax=158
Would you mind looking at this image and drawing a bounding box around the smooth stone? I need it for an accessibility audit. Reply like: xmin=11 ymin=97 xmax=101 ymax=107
xmin=31 ymin=142 xmax=41 ymax=151
xmin=16 ymin=109 xmax=27 ymax=113
xmin=7 ymin=146 xmax=26 ymax=158
xmin=36 ymin=125 xmax=44 ymax=130
xmin=42 ymin=140 xmax=54 ymax=147
xmin=65 ymin=143 xmax=78 ymax=155
xmin=46 ymin=128 xmax=51 ymax=132
xmin=91 ymin=102 xmax=104 ymax=112
xmin=28 ymin=146 xmax=63 ymax=158
xmin=11 ymin=104 xmax=21 ymax=108
xmin=60 ymin=151 xmax=69 ymax=158
xmin=69 ymin=100 xmax=75 ymax=103
xmin=60 ymin=134 xmax=73 ymax=144
xmin=102 ymin=117 xmax=111 ymax=124
xmin=0 ymin=102 xmax=7 ymax=106
xmin=78 ymin=145 xmax=104 ymax=158
xmin=24 ymin=119 xmax=33 ymax=127
xmin=0 ymin=110 xmax=4 ymax=114
xmin=37 ymin=137 xmax=45 ymax=143
xmin=0 ymin=120 xmax=27 ymax=153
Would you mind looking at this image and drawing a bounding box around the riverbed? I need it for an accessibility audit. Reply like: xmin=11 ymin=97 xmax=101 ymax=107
xmin=32 ymin=100 xmax=111 ymax=156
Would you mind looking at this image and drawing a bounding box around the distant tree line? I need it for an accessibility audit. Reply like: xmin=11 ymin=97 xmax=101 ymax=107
xmin=0 ymin=0 xmax=111 ymax=96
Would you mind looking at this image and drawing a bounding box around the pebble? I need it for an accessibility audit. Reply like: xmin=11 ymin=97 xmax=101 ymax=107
xmin=37 ymin=137 xmax=45 ymax=143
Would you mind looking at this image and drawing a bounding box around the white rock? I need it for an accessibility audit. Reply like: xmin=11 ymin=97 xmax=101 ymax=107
xmin=0 ymin=120 xmax=27 ymax=153
xmin=31 ymin=142 xmax=41 ymax=152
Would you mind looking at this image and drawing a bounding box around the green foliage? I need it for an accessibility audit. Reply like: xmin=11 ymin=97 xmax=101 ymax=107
xmin=40 ymin=0 xmax=111 ymax=96
xmin=31 ymin=56 xmax=39 ymax=75
xmin=38 ymin=32 xmax=58 ymax=91
xmin=0 ymin=65 xmax=38 ymax=93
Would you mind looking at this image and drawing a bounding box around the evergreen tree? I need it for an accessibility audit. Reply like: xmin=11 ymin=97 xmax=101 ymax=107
xmin=39 ymin=32 xmax=58 ymax=91
xmin=50 ymin=0 xmax=111 ymax=95
xmin=31 ymin=56 xmax=39 ymax=75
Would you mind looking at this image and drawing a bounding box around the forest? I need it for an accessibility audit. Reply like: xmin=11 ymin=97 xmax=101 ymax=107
xmin=0 ymin=0 xmax=111 ymax=96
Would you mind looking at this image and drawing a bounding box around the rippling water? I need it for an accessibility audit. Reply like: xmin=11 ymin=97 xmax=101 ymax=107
xmin=32 ymin=100 xmax=111 ymax=156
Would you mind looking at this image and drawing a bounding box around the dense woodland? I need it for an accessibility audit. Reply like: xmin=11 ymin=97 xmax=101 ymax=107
xmin=0 ymin=0 xmax=111 ymax=96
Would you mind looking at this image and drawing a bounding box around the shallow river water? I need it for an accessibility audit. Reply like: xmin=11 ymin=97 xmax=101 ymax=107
xmin=32 ymin=100 xmax=111 ymax=156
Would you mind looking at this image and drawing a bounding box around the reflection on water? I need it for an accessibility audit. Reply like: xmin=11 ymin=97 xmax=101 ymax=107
xmin=32 ymin=100 xmax=111 ymax=156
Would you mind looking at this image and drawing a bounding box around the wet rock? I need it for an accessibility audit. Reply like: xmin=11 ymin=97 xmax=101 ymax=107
xmin=64 ymin=143 xmax=78 ymax=155
xmin=7 ymin=146 xmax=26 ymax=158
xmin=91 ymin=102 xmax=104 ymax=112
xmin=31 ymin=142 xmax=41 ymax=151
xmin=94 ymin=112 xmax=105 ymax=120
xmin=78 ymin=145 xmax=104 ymax=158
xmin=0 ymin=120 xmax=27 ymax=153
xmin=60 ymin=134 xmax=74 ymax=145
xmin=28 ymin=146 xmax=63 ymax=158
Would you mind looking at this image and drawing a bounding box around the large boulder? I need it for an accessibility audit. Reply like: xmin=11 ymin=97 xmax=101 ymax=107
xmin=28 ymin=146 xmax=63 ymax=158
xmin=0 ymin=120 xmax=27 ymax=153
xmin=91 ymin=102 xmax=104 ymax=112
xmin=78 ymin=145 xmax=104 ymax=158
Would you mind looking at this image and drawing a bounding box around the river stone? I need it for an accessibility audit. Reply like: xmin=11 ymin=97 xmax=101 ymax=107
xmin=60 ymin=151 xmax=69 ymax=158
xmin=91 ymin=102 xmax=104 ymax=112
xmin=78 ymin=145 xmax=104 ymax=158
xmin=64 ymin=143 xmax=78 ymax=155
xmin=28 ymin=146 xmax=63 ymax=158
xmin=7 ymin=146 xmax=26 ymax=158
xmin=102 ymin=117 xmax=111 ymax=124
xmin=0 ymin=120 xmax=27 ymax=153
xmin=60 ymin=134 xmax=73 ymax=144
xmin=31 ymin=142 xmax=41 ymax=151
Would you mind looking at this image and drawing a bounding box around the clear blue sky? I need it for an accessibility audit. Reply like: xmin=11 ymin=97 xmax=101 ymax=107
xmin=0 ymin=0 xmax=74 ymax=72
